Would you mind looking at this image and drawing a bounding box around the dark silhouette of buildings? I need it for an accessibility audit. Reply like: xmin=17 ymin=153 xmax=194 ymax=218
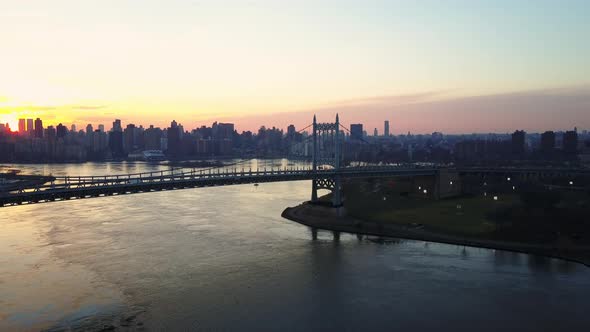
xmin=563 ymin=130 xmax=578 ymax=154
xmin=540 ymin=131 xmax=555 ymax=153
xmin=34 ymin=118 xmax=43 ymax=138
xmin=511 ymin=130 xmax=526 ymax=156
xmin=56 ymin=123 xmax=67 ymax=139
xmin=350 ymin=124 xmax=363 ymax=141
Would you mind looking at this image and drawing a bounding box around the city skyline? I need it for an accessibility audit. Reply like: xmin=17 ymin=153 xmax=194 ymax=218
xmin=2 ymin=111 xmax=587 ymax=137
xmin=1 ymin=1 xmax=590 ymax=133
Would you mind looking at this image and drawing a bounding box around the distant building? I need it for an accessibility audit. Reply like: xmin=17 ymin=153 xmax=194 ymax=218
xmin=350 ymin=124 xmax=363 ymax=141
xmin=124 ymin=124 xmax=137 ymax=152
xmin=109 ymin=131 xmax=124 ymax=157
xmin=46 ymin=126 xmax=56 ymax=141
xmin=563 ymin=130 xmax=578 ymax=154
xmin=98 ymin=124 xmax=105 ymax=132
xmin=112 ymin=119 xmax=122 ymax=132
xmin=34 ymin=118 xmax=43 ymax=138
xmin=56 ymin=123 xmax=67 ymax=139
xmin=26 ymin=119 xmax=34 ymax=135
xmin=373 ymin=128 xmax=378 ymax=136
xmin=167 ymin=120 xmax=181 ymax=157
xmin=540 ymin=131 xmax=555 ymax=153
xmin=287 ymin=124 xmax=296 ymax=136
xmin=212 ymin=122 xmax=234 ymax=140
xmin=18 ymin=119 xmax=26 ymax=134
xmin=384 ymin=120 xmax=390 ymax=137
xmin=511 ymin=130 xmax=526 ymax=156
xmin=144 ymin=125 xmax=163 ymax=150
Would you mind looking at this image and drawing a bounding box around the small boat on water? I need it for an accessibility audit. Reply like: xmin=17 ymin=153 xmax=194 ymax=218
xmin=142 ymin=150 xmax=166 ymax=162
xmin=254 ymin=183 xmax=259 ymax=187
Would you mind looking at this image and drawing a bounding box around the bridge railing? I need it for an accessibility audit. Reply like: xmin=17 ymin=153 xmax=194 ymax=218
xmin=1 ymin=165 xmax=441 ymax=195
xmin=8 ymin=166 xmax=319 ymax=193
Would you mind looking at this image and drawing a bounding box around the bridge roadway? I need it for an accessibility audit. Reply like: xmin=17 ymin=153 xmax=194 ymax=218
xmin=2 ymin=165 xmax=588 ymax=208
xmin=0 ymin=166 xmax=438 ymax=207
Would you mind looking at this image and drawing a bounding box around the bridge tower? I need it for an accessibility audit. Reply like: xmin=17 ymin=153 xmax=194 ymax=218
xmin=311 ymin=114 xmax=343 ymax=207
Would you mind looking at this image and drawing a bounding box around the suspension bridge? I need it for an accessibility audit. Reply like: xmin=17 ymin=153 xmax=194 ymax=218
xmin=1 ymin=115 xmax=589 ymax=208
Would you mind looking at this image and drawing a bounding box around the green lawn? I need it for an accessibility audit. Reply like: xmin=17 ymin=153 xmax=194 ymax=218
xmin=342 ymin=182 xmax=520 ymax=236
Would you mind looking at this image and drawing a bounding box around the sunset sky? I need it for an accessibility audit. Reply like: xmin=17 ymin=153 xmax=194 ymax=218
xmin=1 ymin=0 xmax=589 ymax=133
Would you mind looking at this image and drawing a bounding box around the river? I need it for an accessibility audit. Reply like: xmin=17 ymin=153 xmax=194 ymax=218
xmin=1 ymin=161 xmax=589 ymax=331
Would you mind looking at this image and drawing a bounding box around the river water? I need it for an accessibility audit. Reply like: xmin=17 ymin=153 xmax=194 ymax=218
xmin=1 ymin=161 xmax=589 ymax=331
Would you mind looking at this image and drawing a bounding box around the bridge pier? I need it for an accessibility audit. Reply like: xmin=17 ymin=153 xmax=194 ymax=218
xmin=332 ymin=231 xmax=340 ymax=242
xmin=310 ymin=227 xmax=318 ymax=240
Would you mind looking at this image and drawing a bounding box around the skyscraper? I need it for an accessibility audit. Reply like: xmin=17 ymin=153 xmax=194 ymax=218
xmin=34 ymin=118 xmax=43 ymax=138
xmin=540 ymin=131 xmax=555 ymax=152
xmin=56 ymin=123 xmax=67 ymax=139
xmin=26 ymin=119 xmax=34 ymax=135
xmin=112 ymin=119 xmax=122 ymax=132
xmin=18 ymin=119 xmax=26 ymax=134
xmin=374 ymin=128 xmax=378 ymax=136
xmin=511 ymin=130 xmax=526 ymax=156
xmin=350 ymin=124 xmax=363 ymax=141
xmin=384 ymin=120 xmax=390 ymax=137
xmin=563 ymin=130 xmax=578 ymax=154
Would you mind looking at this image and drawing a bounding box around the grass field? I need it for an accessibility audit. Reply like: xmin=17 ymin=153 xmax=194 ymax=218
xmin=342 ymin=182 xmax=520 ymax=236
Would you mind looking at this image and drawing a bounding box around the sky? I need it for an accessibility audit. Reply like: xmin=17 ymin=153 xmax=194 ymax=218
xmin=1 ymin=0 xmax=589 ymax=134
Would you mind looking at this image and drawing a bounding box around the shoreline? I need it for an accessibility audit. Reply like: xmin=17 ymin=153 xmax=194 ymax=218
xmin=282 ymin=202 xmax=590 ymax=268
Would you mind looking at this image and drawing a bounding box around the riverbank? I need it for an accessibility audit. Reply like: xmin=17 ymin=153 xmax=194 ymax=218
xmin=282 ymin=202 xmax=590 ymax=267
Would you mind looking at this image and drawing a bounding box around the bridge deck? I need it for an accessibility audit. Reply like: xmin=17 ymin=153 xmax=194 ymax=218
xmin=0 ymin=167 xmax=438 ymax=207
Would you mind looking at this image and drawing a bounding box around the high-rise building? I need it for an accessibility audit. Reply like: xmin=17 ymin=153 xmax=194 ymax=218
xmin=563 ymin=130 xmax=578 ymax=154
xmin=287 ymin=124 xmax=296 ymax=136
xmin=511 ymin=130 xmax=526 ymax=155
xmin=384 ymin=120 xmax=390 ymax=137
xmin=540 ymin=131 xmax=555 ymax=152
xmin=34 ymin=118 xmax=43 ymax=138
xmin=18 ymin=119 xmax=26 ymax=134
xmin=109 ymin=131 xmax=124 ymax=157
xmin=350 ymin=124 xmax=363 ymax=141
xmin=71 ymin=124 xmax=77 ymax=132
xmin=144 ymin=125 xmax=163 ymax=150
xmin=46 ymin=125 xmax=56 ymax=141
xmin=98 ymin=124 xmax=105 ymax=132
xmin=26 ymin=119 xmax=34 ymax=135
xmin=212 ymin=122 xmax=234 ymax=140
xmin=56 ymin=123 xmax=67 ymax=139
xmin=112 ymin=119 xmax=122 ymax=132
xmin=167 ymin=121 xmax=181 ymax=156
xmin=124 ymin=124 xmax=136 ymax=152
xmin=374 ymin=128 xmax=378 ymax=136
